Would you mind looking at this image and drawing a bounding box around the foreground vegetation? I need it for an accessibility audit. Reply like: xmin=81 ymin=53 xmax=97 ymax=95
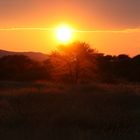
xmin=1 ymin=42 xmax=140 ymax=139
xmin=0 ymin=81 xmax=140 ymax=140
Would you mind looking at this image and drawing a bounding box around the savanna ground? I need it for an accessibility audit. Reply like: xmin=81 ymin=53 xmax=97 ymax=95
xmin=0 ymin=81 xmax=140 ymax=140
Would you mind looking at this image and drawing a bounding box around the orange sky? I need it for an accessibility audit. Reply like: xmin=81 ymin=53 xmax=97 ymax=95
xmin=0 ymin=0 xmax=140 ymax=56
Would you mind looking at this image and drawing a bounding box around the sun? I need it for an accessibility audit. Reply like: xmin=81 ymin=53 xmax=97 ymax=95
xmin=56 ymin=25 xmax=73 ymax=43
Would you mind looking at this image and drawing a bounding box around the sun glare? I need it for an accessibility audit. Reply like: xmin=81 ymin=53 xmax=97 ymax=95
xmin=56 ymin=25 xmax=73 ymax=43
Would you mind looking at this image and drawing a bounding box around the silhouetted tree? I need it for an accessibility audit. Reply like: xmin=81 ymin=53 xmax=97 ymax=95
xmin=1 ymin=43 xmax=140 ymax=83
xmin=0 ymin=55 xmax=51 ymax=81
xmin=129 ymin=55 xmax=140 ymax=82
xmin=114 ymin=54 xmax=131 ymax=81
xmin=54 ymin=42 xmax=99 ymax=83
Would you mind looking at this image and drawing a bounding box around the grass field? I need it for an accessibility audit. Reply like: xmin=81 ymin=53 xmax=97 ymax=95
xmin=0 ymin=82 xmax=140 ymax=140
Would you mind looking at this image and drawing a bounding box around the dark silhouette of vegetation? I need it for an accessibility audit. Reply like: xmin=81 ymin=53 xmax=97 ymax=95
xmin=0 ymin=42 xmax=140 ymax=83
xmin=0 ymin=42 xmax=140 ymax=140
xmin=0 ymin=55 xmax=51 ymax=81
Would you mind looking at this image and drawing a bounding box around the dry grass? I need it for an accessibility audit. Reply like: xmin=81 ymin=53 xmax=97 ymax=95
xmin=0 ymin=82 xmax=140 ymax=140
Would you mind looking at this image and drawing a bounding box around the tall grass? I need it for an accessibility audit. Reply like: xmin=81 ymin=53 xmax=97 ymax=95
xmin=0 ymin=82 xmax=140 ymax=139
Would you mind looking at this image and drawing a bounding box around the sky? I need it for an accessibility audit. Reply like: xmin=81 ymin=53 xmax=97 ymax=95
xmin=0 ymin=0 xmax=140 ymax=56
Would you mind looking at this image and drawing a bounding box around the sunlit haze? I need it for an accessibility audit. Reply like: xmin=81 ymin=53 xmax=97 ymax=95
xmin=0 ymin=0 xmax=140 ymax=56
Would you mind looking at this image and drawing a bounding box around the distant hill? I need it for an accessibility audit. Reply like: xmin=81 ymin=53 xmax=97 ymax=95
xmin=0 ymin=50 xmax=48 ymax=61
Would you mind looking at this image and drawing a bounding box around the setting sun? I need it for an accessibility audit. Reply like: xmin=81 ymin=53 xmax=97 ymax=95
xmin=56 ymin=25 xmax=73 ymax=43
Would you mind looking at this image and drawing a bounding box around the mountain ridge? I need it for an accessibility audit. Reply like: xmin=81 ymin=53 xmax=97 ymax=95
xmin=0 ymin=49 xmax=48 ymax=61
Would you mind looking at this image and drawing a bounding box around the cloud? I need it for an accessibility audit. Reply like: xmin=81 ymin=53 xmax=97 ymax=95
xmin=0 ymin=27 xmax=140 ymax=34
